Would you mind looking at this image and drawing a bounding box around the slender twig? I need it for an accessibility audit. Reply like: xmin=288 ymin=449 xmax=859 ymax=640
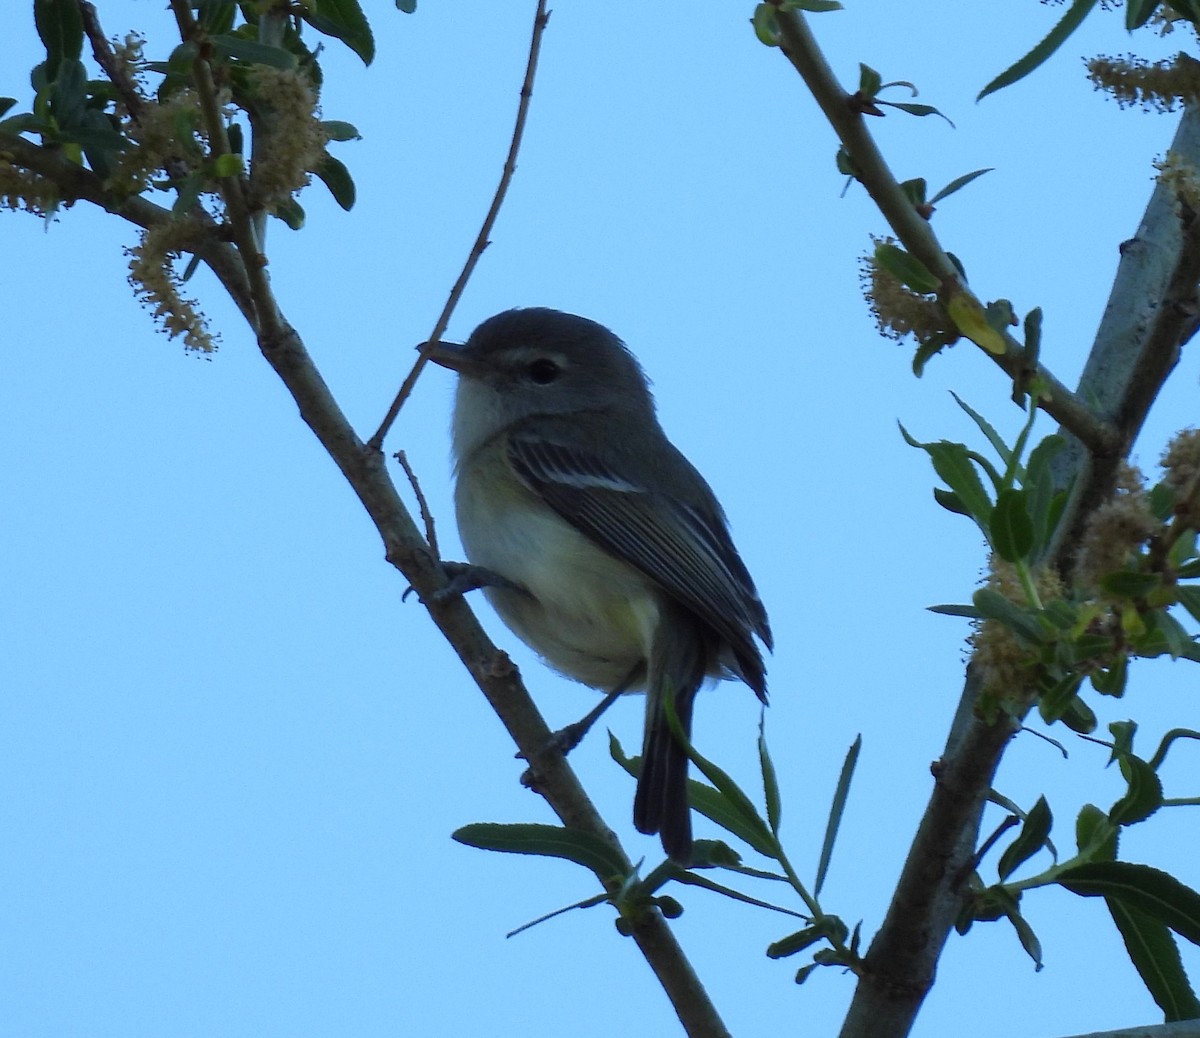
xmin=774 ymin=11 xmax=1119 ymax=458
xmin=395 ymin=449 xmax=439 ymax=558
xmin=79 ymin=1 xmax=146 ymax=122
xmin=365 ymin=0 xmax=551 ymax=452
xmin=168 ymin=0 xmax=279 ymax=338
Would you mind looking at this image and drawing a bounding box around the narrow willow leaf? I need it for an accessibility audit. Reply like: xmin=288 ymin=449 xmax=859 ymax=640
xmin=990 ymin=489 xmax=1036 ymax=562
xmin=452 ymin=822 xmax=628 ymax=880
xmin=997 ymin=795 xmax=1053 ymax=881
xmin=875 ymin=242 xmax=940 ymax=294
xmin=210 ymin=35 xmax=299 ymax=69
xmin=313 ymin=154 xmax=356 ymax=210
xmin=946 ymin=291 xmax=1008 ymax=355
xmin=303 ymin=0 xmax=376 ymax=65
xmin=974 ymin=588 xmax=1044 ymax=644
xmin=948 ymin=391 xmax=1010 ymax=464
xmin=759 ymin=720 xmax=782 ymax=835
xmin=1107 ymin=896 xmax=1200 ymax=1021
xmin=671 ymin=870 xmax=804 ymax=918
xmin=1076 ymin=803 xmax=1119 ymax=861
xmin=929 ymin=168 xmax=993 ymax=205
xmin=978 ymin=0 xmax=1100 ymax=100
xmin=34 ymin=0 xmax=83 ymax=78
xmin=815 ymin=735 xmax=861 ymax=897
xmin=928 ymin=603 xmax=982 ymax=619
xmin=881 ymin=100 xmax=954 ymax=127
xmin=1058 ymin=862 xmax=1200 ymax=944
xmin=1109 ymin=754 xmax=1164 ymax=827
xmin=1099 ymin=571 xmax=1162 ymax=599
xmin=1125 ymin=0 xmax=1162 ymax=30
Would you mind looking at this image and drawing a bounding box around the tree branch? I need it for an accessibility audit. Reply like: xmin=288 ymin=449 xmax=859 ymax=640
xmin=768 ymin=15 xmax=1200 ymax=1038
xmin=773 ymin=10 xmax=1120 ymax=458
xmin=3 ymin=7 xmax=730 ymax=1033
xmin=366 ymin=0 xmax=551 ymax=451
xmin=1049 ymin=105 xmax=1200 ymax=562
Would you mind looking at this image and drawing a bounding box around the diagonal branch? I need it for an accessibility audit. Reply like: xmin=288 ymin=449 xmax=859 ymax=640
xmin=4 ymin=7 xmax=731 ymax=1035
xmin=774 ymin=10 xmax=1119 ymax=458
xmin=762 ymin=20 xmax=1200 ymax=1038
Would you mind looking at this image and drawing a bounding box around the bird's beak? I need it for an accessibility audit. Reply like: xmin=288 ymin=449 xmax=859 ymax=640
xmin=419 ymin=339 xmax=482 ymax=376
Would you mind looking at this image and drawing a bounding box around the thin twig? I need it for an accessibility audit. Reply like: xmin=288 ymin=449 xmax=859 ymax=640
xmin=168 ymin=0 xmax=279 ymax=339
xmin=79 ymin=1 xmax=146 ymax=122
xmin=395 ymin=449 xmax=439 ymax=558
xmin=365 ymin=0 xmax=551 ymax=452
xmin=774 ymin=11 xmax=1119 ymax=458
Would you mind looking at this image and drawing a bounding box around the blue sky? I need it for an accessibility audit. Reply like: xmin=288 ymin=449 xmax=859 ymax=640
xmin=3 ymin=3 xmax=1199 ymax=1036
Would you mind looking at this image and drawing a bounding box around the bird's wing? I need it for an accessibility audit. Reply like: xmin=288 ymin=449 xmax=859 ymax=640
xmin=507 ymin=431 xmax=770 ymax=695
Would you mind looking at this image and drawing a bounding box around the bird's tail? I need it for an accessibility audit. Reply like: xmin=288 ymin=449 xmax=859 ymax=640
xmin=633 ymin=611 xmax=707 ymax=864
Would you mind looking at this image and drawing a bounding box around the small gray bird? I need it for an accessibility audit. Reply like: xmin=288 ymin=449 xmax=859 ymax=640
xmin=425 ymin=308 xmax=771 ymax=863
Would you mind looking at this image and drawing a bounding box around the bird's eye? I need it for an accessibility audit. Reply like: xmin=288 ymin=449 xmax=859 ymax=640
xmin=526 ymin=358 xmax=561 ymax=385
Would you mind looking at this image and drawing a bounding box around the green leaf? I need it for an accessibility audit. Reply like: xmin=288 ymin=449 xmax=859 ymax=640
xmin=1058 ymin=862 xmax=1200 ymax=945
xmin=927 ymin=603 xmax=982 ymax=619
xmin=933 ymin=487 xmax=970 ymax=516
xmin=0 ymin=97 xmax=16 ymax=119
xmin=321 ymin=119 xmax=362 ymax=142
xmin=452 ymin=822 xmax=627 ymax=881
xmin=929 ymin=168 xmax=993 ymax=206
xmin=768 ymin=915 xmax=847 ymax=960
xmin=1090 ymin=653 xmax=1128 ymax=697
xmin=911 ymin=332 xmax=954 ymax=377
xmin=1108 ymin=897 xmax=1200 ymax=1021
xmin=610 ymin=733 xmax=776 ymax=858
xmin=1149 ymin=480 xmax=1177 ymax=521
xmin=1126 ymin=0 xmax=1162 ymax=31
xmin=948 ymin=392 xmax=1010 ymax=466
xmin=1109 ymin=754 xmax=1163 ymax=827
xmin=767 ymin=924 xmax=831 ymax=959
xmin=815 ymin=735 xmax=860 ymax=898
xmin=858 ymin=63 xmax=882 ymax=97
xmin=1176 ymin=587 xmax=1200 ymax=626
xmin=1076 ymin=803 xmax=1119 ymax=861
xmin=313 ymin=154 xmax=356 ymax=210
xmin=974 ymin=587 xmax=1044 ymax=645
xmin=990 ymin=489 xmax=1036 ymax=562
xmin=1060 ymin=694 xmax=1098 ymax=734
xmin=1025 ymin=434 xmax=1065 ymax=541
xmin=789 ymin=0 xmax=843 ymax=11
xmin=1037 ymin=672 xmax=1085 ymax=725
xmin=758 ymin=720 xmax=781 ymax=835
xmin=1142 ymin=610 xmax=1195 ymax=661
xmin=395 ymin=0 xmax=417 ymax=10
xmin=669 ymin=870 xmax=799 ymax=917
xmin=34 ymin=0 xmax=84 ymax=79
xmin=880 ymin=100 xmax=954 ymax=127
xmin=997 ymin=795 xmax=1053 ymax=881
xmin=978 ymin=0 xmax=1100 ymax=100
xmin=662 ymin=701 xmax=775 ymax=853
xmin=198 ymin=0 xmax=238 ymax=34
xmin=875 ymin=242 xmax=940 ymax=294
xmin=1005 ymin=900 xmax=1045 ymax=970
xmin=272 ymin=196 xmax=306 ymax=229
xmin=212 ymin=152 xmax=244 ymax=178
xmin=1099 ymin=571 xmax=1162 ymax=599
xmin=210 ymin=35 xmax=299 ymax=69
xmin=302 ymin=0 xmax=376 ymax=65
xmin=751 ymin=4 xmax=781 ymax=46
xmin=900 ymin=426 xmax=995 ymax=529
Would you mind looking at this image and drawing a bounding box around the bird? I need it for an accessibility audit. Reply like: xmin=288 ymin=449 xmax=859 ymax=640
xmin=424 ymin=307 xmax=772 ymax=863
